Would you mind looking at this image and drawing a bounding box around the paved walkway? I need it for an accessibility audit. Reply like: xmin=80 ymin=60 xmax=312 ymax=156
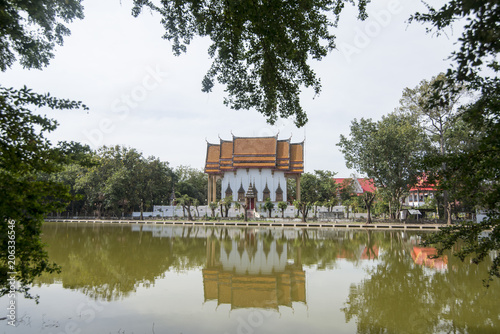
xmin=46 ymin=219 xmax=447 ymax=230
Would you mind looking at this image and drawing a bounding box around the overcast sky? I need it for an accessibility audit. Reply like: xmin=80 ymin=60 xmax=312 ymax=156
xmin=1 ymin=0 xmax=458 ymax=176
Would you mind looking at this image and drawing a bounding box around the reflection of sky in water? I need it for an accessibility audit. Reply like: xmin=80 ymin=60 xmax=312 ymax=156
xmin=1 ymin=223 xmax=498 ymax=334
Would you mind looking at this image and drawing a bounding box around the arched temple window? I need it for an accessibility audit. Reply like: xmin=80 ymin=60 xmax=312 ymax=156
xmin=263 ymin=182 xmax=271 ymax=201
xmin=275 ymin=182 xmax=283 ymax=202
xmin=225 ymin=183 xmax=233 ymax=199
xmin=238 ymin=182 xmax=245 ymax=201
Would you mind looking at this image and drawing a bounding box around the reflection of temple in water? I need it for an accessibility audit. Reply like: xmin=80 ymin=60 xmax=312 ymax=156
xmin=203 ymin=232 xmax=306 ymax=310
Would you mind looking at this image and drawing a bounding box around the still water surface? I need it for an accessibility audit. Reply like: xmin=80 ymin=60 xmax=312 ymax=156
xmin=1 ymin=222 xmax=499 ymax=334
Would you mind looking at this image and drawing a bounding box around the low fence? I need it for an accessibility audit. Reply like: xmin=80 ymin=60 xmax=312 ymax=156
xmin=44 ymin=218 xmax=447 ymax=230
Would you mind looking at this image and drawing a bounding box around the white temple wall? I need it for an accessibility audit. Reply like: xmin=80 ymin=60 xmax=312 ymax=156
xmin=221 ymin=169 xmax=287 ymax=202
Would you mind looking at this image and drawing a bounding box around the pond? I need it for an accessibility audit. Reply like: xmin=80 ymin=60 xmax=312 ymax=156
xmin=1 ymin=222 xmax=499 ymax=334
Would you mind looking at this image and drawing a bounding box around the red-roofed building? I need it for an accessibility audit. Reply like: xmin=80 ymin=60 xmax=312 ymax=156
xmin=333 ymin=178 xmax=376 ymax=196
xmin=403 ymin=175 xmax=437 ymax=207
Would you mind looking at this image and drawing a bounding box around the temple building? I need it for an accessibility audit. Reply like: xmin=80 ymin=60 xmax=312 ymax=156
xmin=204 ymin=135 xmax=304 ymax=208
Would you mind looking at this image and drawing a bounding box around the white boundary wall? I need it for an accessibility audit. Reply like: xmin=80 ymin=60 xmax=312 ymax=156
xmin=133 ymin=205 xmax=348 ymax=219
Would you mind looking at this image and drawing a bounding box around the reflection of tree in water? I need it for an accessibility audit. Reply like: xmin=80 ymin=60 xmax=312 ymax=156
xmin=37 ymin=224 xmax=206 ymax=301
xmin=341 ymin=234 xmax=500 ymax=334
xmin=286 ymin=230 xmax=385 ymax=269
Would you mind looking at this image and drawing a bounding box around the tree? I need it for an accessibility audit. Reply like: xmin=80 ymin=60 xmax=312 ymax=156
xmin=209 ymin=202 xmax=218 ymax=218
xmin=233 ymin=201 xmax=242 ymax=218
xmin=48 ymin=142 xmax=94 ymax=217
xmin=277 ymin=201 xmax=288 ymax=218
xmin=287 ymin=177 xmax=297 ymax=203
xmin=139 ymin=156 xmax=173 ymax=218
xmin=174 ymin=166 xmax=208 ymax=205
xmin=241 ymin=202 xmax=250 ymax=222
xmin=292 ymin=170 xmax=338 ymax=222
xmin=218 ymin=199 xmax=225 ymax=218
xmin=0 ymin=1 xmax=86 ymax=299
xmin=314 ymin=170 xmax=338 ymax=203
xmin=362 ymin=191 xmax=376 ymax=224
xmin=74 ymin=146 xmax=173 ymax=219
xmin=0 ymin=0 xmax=84 ymax=71
xmin=373 ymin=195 xmax=390 ymax=218
xmin=176 ymin=194 xmax=195 ymax=221
xmin=324 ymin=199 xmax=338 ymax=213
xmin=336 ymin=178 xmax=356 ymax=218
xmin=410 ymin=0 xmax=500 ymax=284
xmin=294 ymin=172 xmax=320 ymax=222
xmin=131 ymin=0 xmax=368 ymax=127
xmin=344 ymin=195 xmax=362 ymax=219
xmin=56 ymin=141 xmax=95 ymax=168
xmin=0 ymin=87 xmax=87 ymax=299
xmin=263 ymin=198 xmax=275 ymax=218
xmin=192 ymin=198 xmax=200 ymax=218
xmin=75 ymin=152 xmax=112 ymax=219
xmin=337 ymin=113 xmax=430 ymax=220
xmin=398 ymin=73 xmax=471 ymax=224
xmin=221 ymin=196 xmax=232 ymax=218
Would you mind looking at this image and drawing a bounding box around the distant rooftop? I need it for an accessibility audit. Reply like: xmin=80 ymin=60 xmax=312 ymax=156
xmin=333 ymin=178 xmax=377 ymax=194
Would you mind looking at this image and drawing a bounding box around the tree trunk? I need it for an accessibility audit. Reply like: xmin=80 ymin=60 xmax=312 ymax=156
xmin=96 ymin=203 xmax=102 ymax=219
xmin=446 ymin=199 xmax=452 ymax=225
xmin=440 ymin=133 xmax=451 ymax=225
xmin=366 ymin=204 xmax=372 ymax=224
xmin=388 ymin=201 xmax=394 ymax=220
xmin=186 ymin=205 xmax=193 ymax=221
xmin=301 ymin=204 xmax=308 ymax=222
xmin=363 ymin=193 xmax=375 ymax=224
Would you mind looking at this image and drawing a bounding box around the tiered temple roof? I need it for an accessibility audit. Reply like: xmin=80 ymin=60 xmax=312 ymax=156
xmin=205 ymin=135 xmax=304 ymax=174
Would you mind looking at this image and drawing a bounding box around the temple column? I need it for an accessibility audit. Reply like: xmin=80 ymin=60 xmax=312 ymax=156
xmin=207 ymin=175 xmax=212 ymax=203
xmin=296 ymin=174 xmax=301 ymax=202
xmin=212 ymin=175 xmax=217 ymax=203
